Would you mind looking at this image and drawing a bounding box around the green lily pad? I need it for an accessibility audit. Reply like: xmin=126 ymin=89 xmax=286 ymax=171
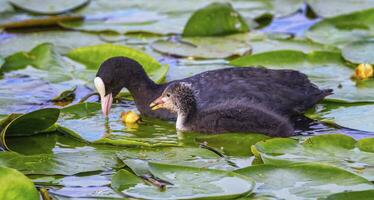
xmin=0 ymin=167 xmax=39 ymax=200
xmin=307 ymin=0 xmax=374 ymax=18
xmin=0 ymin=150 xmax=121 ymax=175
xmin=183 ymin=2 xmax=249 ymax=37
xmin=252 ymin=134 xmax=374 ymax=181
xmin=0 ymin=1 xmax=13 ymax=13
xmin=2 ymin=43 xmax=63 ymax=72
xmin=51 ymin=86 xmax=77 ymax=103
xmin=0 ymin=30 xmax=104 ymax=57
xmin=117 ymin=147 xmax=236 ymax=176
xmin=0 ymin=15 xmax=83 ymax=29
xmin=195 ymin=133 xmax=269 ymax=156
xmin=9 ymin=0 xmax=89 ymax=15
xmin=151 ymin=33 xmax=251 ymax=59
xmin=324 ymin=190 xmax=374 ymax=200
xmin=342 ymin=40 xmax=374 ymax=64
xmin=111 ymin=169 xmax=143 ymax=192
xmin=59 ymin=15 xmax=188 ymax=35
xmin=0 ymin=108 xmax=59 ymax=149
xmin=66 ymin=44 xmax=169 ymax=83
xmin=306 ymin=103 xmax=374 ymax=132
xmin=306 ymin=8 xmax=374 ymax=46
xmin=0 ymin=56 xmax=4 ymax=67
xmin=57 ymin=102 xmax=179 ymax=147
xmin=230 ymin=50 xmax=374 ymax=103
xmin=235 ymin=163 xmax=374 ymax=200
xmin=123 ymin=162 xmax=255 ymax=200
xmin=250 ymin=37 xmax=338 ymax=54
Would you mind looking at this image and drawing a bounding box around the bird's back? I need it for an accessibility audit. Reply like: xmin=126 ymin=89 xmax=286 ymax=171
xmin=182 ymin=67 xmax=331 ymax=117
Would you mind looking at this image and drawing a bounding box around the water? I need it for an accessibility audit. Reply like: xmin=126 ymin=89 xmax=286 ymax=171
xmin=0 ymin=4 xmax=372 ymax=199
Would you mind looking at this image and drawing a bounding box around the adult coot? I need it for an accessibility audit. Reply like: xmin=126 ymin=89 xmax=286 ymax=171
xmin=95 ymin=57 xmax=332 ymax=136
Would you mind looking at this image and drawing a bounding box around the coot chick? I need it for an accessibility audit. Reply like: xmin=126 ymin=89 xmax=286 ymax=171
xmin=150 ymin=82 xmax=296 ymax=137
xmin=95 ymin=57 xmax=332 ymax=122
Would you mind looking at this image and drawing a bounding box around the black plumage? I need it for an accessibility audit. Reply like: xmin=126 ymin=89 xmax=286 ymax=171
xmin=96 ymin=57 xmax=332 ymax=136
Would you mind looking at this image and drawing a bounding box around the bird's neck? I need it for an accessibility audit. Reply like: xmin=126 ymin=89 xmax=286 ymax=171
xmin=127 ymin=78 xmax=164 ymax=107
xmin=176 ymin=113 xmax=188 ymax=131
xmin=176 ymin=104 xmax=196 ymax=131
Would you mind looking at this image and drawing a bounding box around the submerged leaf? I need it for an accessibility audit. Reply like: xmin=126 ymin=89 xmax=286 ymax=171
xmin=183 ymin=2 xmax=249 ymax=37
xmin=0 ymin=167 xmax=39 ymax=200
xmin=252 ymin=134 xmax=374 ymax=180
xmin=236 ymin=163 xmax=374 ymax=200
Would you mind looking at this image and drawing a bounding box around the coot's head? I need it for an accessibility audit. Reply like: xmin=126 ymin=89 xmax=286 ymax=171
xmin=94 ymin=57 xmax=146 ymax=116
xmin=150 ymin=82 xmax=196 ymax=115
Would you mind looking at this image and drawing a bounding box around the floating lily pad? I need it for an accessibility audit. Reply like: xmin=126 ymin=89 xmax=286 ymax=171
xmin=0 ymin=15 xmax=83 ymax=29
xmin=9 ymin=0 xmax=89 ymax=15
xmin=0 ymin=108 xmax=59 ymax=148
xmin=230 ymin=50 xmax=374 ymax=103
xmin=0 ymin=108 xmax=60 ymax=149
xmin=250 ymin=37 xmax=338 ymax=54
xmin=235 ymin=163 xmax=374 ymax=200
xmin=342 ymin=40 xmax=374 ymax=64
xmin=152 ymin=33 xmax=251 ymax=59
xmin=111 ymin=169 xmax=143 ymax=192
xmin=306 ymin=103 xmax=374 ymax=133
xmin=0 ymin=150 xmax=121 ymax=175
xmin=57 ymin=102 xmax=179 ymax=147
xmin=59 ymin=15 xmax=188 ymax=35
xmin=306 ymin=8 xmax=374 ymax=46
xmin=195 ymin=133 xmax=269 ymax=156
xmin=117 ymin=147 xmax=236 ymax=176
xmin=0 ymin=1 xmax=13 ymax=13
xmin=0 ymin=167 xmax=39 ymax=200
xmin=123 ymin=162 xmax=255 ymax=200
xmin=2 ymin=43 xmax=63 ymax=72
xmin=252 ymin=134 xmax=374 ymax=181
xmin=0 ymin=31 xmax=104 ymax=57
xmin=66 ymin=44 xmax=169 ymax=83
xmin=307 ymin=0 xmax=374 ymax=18
xmin=324 ymin=190 xmax=374 ymax=200
xmin=183 ymin=2 xmax=249 ymax=37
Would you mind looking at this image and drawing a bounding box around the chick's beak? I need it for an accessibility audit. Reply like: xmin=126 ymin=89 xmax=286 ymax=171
xmin=94 ymin=77 xmax=113 ymax=117
xmin=150 ymin=96 xmax=165 ymax=110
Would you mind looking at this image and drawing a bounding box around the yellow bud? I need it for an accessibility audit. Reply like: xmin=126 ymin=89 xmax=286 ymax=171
xmin=354 ymin=63 xmax=373 ymax=80
xmin=121 ymin=111 xmax=140 ymax=124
